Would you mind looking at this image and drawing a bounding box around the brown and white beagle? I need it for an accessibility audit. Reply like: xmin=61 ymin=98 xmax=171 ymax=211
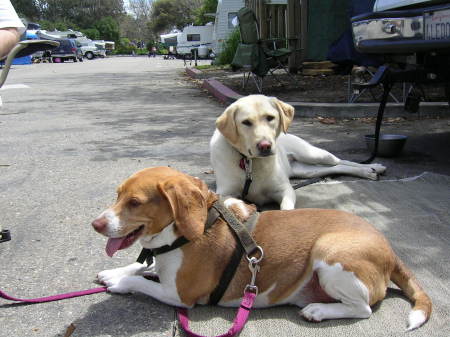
xmin=92 ymin=166 xmax=431 ymax=331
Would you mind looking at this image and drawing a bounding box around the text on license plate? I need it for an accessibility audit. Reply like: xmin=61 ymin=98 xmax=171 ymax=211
xmin=425 ymin=8 xmax=450 ymax=40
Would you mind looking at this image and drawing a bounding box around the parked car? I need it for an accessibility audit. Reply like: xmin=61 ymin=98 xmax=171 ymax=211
xmin=351 ymin=0 xmax=450 ymax=109
xmin=352 ymin=0 xmax=450 ymax=57
xmin=78 ymin=39 xmax=106 ymax=59
xmin=50 ymin=38 xmax=83 ymax=62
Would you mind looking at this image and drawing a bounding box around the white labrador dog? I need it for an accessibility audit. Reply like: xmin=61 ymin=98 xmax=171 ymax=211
xmin=210 ymin=95 xmax=386 ymax=210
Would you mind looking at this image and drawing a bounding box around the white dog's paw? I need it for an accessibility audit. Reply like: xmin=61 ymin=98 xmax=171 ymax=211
xmin=97 ymin=268 xmax=122 ymax=284
xmin=301 ymin=303 xmax=327 ymax=322
xmin=364 ymin=168 xmax=379 ymax=181
xmin=97 ymin=263 xmax=146 ymax=284
xmin=368 ymin=163 xmax=386 ymax=174
xmin=103 ymin=275 xmax=136 ymax=294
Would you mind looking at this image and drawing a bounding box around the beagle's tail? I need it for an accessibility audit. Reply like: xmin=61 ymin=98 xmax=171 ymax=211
xmin=390 ymin=256 xmax=432 ymax=331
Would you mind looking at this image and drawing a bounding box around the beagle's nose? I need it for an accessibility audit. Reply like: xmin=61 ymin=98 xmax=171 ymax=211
xmin=92 ymin=217 xmax=108 ymax=233
xmin=257 ymin=140 xmax=272 ymax=154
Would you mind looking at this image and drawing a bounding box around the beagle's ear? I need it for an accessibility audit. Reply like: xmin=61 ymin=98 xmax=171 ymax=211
xmin=158 ymin=175 xmax=208 ymax=241
xmin=216 ymin=104 xmax=239 ymax=145
xmin=270 ymin=97 xmax=295 ymax=133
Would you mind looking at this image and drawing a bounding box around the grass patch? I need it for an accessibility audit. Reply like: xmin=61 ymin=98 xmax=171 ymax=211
xmin=216 ymin=28 xmax=240 ymax=66
xmin=195 ymin=64 xmax=231 ymax=71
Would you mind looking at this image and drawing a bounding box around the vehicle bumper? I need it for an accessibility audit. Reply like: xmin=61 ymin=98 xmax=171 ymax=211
xmin=352 ymin=3 xmax=450 ymax=54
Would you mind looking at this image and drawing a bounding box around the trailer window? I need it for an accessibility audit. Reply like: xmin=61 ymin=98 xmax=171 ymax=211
xmin=187 ymin=34 xmax=201 ymax=41
xmin=228 ymin=13 xmax=238 ymax=29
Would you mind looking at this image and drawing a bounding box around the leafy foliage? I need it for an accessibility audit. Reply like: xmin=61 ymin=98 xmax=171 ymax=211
xmin=81 ymin=28 xmax=101 ymax=40
xmin=193 ymin=0 xmax=217 ymax=26
xmin=149 ymin=0 xmax=204 ymax=35
xmin=11 ymin=0 xmax=124 ymax=42
xmin=114 ymin=37 xmax=137 ymax=54
xmin=94 ymin=16 xmax=120 ymax=42
xmin=216 ymin=28 xmax=240 ymax=65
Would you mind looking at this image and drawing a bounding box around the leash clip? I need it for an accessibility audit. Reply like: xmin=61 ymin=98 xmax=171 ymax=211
xmin=245 ymin=246 xmax=264 ymax=295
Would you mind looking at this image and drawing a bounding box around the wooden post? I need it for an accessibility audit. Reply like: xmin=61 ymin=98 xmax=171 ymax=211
xmin=259 ymin=1 xmax=268 ymax=39
xmin=287 ymin=0 xmax=301 ymax=72
xmin=300 ymin=0 xmax=308 ymax=62
xmin=278 ymin=6 xmax=285 ymax=41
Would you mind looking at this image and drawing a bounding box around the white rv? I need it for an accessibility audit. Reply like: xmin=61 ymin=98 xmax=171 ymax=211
xmin=212 ymin=0 xmax=244 ymax=54
xmin=176 ymin=24 xmax=214 ymax=56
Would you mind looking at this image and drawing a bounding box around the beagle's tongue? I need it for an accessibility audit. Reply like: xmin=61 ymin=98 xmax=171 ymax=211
xmin=106 ymin=237 xmax=125 ymax=257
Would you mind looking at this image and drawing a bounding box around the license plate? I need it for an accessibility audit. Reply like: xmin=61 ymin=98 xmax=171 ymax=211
xmin=425 ymin=8 xmax=450 ymax=40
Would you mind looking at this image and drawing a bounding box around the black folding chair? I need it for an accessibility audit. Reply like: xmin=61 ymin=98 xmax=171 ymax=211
xmin=231 ymin=7 xmax=297 ymax=93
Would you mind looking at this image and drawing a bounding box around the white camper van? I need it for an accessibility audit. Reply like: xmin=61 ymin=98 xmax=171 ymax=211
xmin=212 ymin=0 xmax=244 ymax=54
xmin=176 ymin=24 xmax=214 ymax=56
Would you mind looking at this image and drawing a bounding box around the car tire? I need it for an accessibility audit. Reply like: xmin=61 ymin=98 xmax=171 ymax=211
xmin=85 ymin=52 xmax=94 ymax=60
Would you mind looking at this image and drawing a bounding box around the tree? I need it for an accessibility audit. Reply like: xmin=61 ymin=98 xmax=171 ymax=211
xmin=95 ymin=16 xmax=120 ymax=42
xmin=81 ymin=28 xmax=101 ymax=40
xmin=11 ymin=0 xmax=42 ymax=21
xmin=149 ymin=0 xmax=203 ymax=35
xmin=126 ymin=0 xmax=153 ymax=42
xmin=33 ymin=0 xmax=125 ymax=29
xmin=193 ymin=0 xmax=217 ymax=26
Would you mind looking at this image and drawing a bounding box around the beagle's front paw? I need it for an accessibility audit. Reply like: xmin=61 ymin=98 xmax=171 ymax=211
xmin=97 ymin=262 xmax=146 ymax=284
xmin=103 ymin=275 xmax=137 ymax=294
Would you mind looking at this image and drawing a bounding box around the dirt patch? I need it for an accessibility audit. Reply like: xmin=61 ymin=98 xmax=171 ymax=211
xmin=197 ymin=67 xmax=448 ymax=104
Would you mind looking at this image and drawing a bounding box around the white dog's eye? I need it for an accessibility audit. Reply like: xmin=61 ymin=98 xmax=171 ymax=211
xmin=266 ymin=115 xmax=275 ymax=122
xmin=242 ymin=120 xmax=252 ymax=127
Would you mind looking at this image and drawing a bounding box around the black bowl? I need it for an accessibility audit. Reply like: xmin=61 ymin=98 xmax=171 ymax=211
xmin=365 ymin=134 xmax=407 ymax=157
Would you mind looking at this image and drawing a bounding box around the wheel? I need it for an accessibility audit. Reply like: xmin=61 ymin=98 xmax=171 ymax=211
xmin=85 ymin=51 xmax=94 ymax=60
xmin=78 ymin=57 xmax=83 ymax=62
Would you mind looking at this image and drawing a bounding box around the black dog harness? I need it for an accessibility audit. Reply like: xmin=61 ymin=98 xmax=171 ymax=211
xmin=136 ymin=198 xmax=260 ymax=305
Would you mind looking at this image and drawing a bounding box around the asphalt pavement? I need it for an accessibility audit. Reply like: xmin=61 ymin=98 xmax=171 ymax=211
xmin=0 ymin=56 xmax=449 ymax=337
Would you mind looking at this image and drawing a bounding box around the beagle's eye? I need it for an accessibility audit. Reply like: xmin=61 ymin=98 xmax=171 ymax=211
xmin=242 ymin=120 xmax=252 ymax=126
xmin=266 ymin=115 xmax=275 ymax=122
xmin=128 ymin=198 xmax=141 ymax=208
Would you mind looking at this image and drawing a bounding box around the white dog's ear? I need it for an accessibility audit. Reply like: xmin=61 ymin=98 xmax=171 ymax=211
xmin=216 ymin=104 xmax=239 ymax=145
xmin=270 ymin=97 xmax=295 ymax=133
xmin=158 ymin=175 xmax=207 ymax=241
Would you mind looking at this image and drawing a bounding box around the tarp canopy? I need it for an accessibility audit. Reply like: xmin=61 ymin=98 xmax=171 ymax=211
xmin=326 ymin=0 xmax=383 ymax=67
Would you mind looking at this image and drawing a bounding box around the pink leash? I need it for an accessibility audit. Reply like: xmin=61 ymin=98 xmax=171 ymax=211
xmin=177 ymin=291 xmax=256 ymax=337
xmin=0 ymin=287 xmax=107 ymax=303
xmin=0 ymin=287 xmax=256 ymax=337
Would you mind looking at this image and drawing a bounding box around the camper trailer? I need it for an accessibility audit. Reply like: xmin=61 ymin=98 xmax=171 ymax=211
xmin=212 ymin=0 xmax=244 ymax=54
xmin=176 ymin=24 xmax=214 ymax=57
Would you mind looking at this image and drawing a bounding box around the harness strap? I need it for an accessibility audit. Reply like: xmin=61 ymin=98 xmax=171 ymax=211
xmin=208 ymin=204 xmax=260 ymax=305
xmin=212 ymin=200 xmax=259 ymax=256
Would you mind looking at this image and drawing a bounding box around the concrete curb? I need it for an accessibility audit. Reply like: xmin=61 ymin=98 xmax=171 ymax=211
xmin=186 ymin=67 xmax=449 ymax=117
xmin=201 ymin=79 xmax=243 ymax=104
xmin=185 ymin=67 xmax=204 ymax=79
xmin=289 ymin=101 xmax=450 ymax=118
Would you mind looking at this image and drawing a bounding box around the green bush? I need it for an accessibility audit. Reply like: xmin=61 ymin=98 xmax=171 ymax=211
xmin=114 ymin=38 xmax=137 ymax=55
xmin=216 ymin=28 xmax=240 ymax=65
xmin=136 ymin=48 xmax=149 ymax=55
